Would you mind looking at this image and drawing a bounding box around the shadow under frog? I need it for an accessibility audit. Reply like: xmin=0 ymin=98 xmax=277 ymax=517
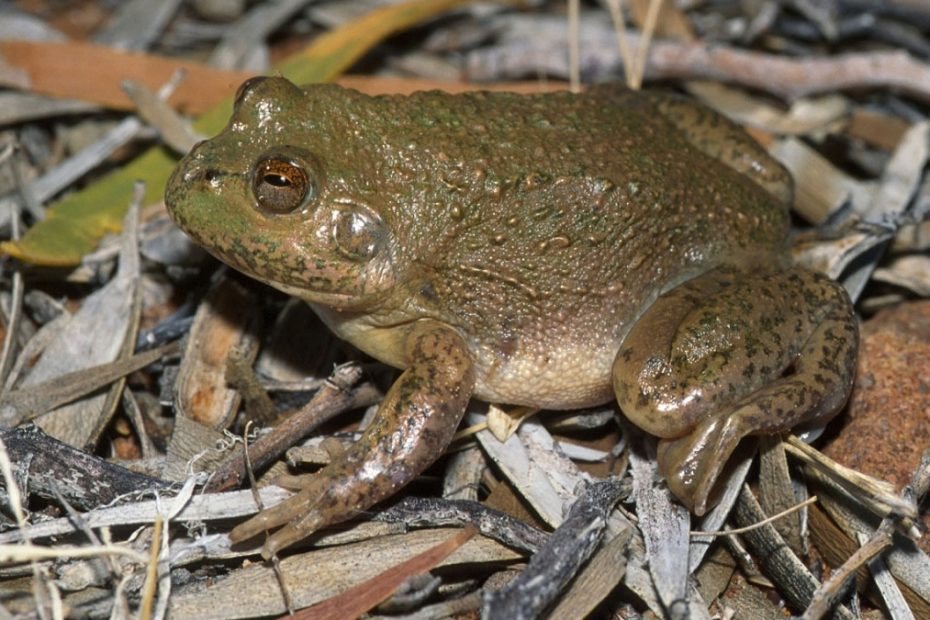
xmin=165 ymin=77 xmax=858 ymax=558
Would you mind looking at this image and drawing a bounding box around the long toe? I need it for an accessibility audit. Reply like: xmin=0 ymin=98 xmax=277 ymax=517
xmin=229 ymin=486 xmax=317 ymax=544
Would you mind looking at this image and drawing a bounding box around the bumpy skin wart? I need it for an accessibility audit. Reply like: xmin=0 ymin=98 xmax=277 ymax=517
xmin=165 ymin=78 xmax=857 ymax=555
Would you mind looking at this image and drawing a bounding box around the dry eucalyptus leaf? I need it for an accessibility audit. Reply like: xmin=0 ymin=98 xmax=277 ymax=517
xmin=688 ymin=454 xmax=754 ymax=572
xmin=620 ymin=525 xmax=670 ymax=616
xmin=471 ymin=413 xmax=589 ymax=527
xmin=858 ymin=530 xmax=915 ymax=620
xmin=0 ymin=91 xmax=97 ymax=125
xmin=792 ymin=222 xmax=895 ymax=284
xmin=486 ymin=402 xmax=521 ymax=442
xmin=864 ymin=121 xmax=929 ymax=222
xmin=873 ymin=254 xmax=930 ymax=296
xmin=0 ymin=485 xmax=291 ymax=544
xmin=24 ymin=202 xmax=142 ymax=447
xmin=556 ymin=441 xmax=609 ymax=462
xmin=443 ymin=445 xmax=486 ymax=501
xmin=0 ymin=344 xmax=175 ymax=427
xmin=169 ymin=528 xmax=522 ymax=619
xmin=94 ymin=0 xmax=183 ymax=50
xmin=891 ymin=220 xmax=930 ymax=253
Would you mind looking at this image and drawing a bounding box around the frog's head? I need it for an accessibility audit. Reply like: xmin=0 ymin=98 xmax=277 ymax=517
xmin=165 ymin=77 xmax=399 ymax=311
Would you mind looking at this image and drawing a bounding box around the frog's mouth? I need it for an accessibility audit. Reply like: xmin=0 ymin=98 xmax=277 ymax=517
xmin=264 ymin=278 xmax=360 ymax=309
xmin=205 ymin=224 xmax=395 ymax=311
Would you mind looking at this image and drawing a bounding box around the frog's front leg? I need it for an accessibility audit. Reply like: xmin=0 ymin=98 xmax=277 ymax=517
xmin=613 ymin=266 xmax=857 ymax=515
xmin=229 ymin=320 xmax=475 ymax=559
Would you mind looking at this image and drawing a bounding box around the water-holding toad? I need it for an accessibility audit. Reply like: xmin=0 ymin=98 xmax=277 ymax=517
xmin=165 ymin=78 xmax=857 ymax=557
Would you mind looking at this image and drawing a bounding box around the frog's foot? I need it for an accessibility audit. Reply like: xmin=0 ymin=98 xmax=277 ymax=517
xmin=655 ymin=390 xmax=781 ymax=515
xmin=228 ymin=467 xmax=363 ymax=556
xmin=272 ymin=437 xmax=349 ymax=492
xmin=656 ymin=412 xmax=739 ymax=515
xmin=274 ymin=473 xmax=318 ymax=491
xmin=228 ymin=322 xmax=475 ymax=559
xmin=615 ymin=266 xmax=857 ymax=515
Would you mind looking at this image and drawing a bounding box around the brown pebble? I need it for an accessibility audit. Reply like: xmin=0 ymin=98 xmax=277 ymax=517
xmin=820 ymin=301 xmax=930 ymax=551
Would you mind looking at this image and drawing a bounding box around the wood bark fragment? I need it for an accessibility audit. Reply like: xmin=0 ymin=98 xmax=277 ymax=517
xmin=545 ymin=528 xmax=631 ymax=620
xmin=204 ymin=364 xmax=380 ymax=493
xmin=757 ymin=437 xmax=804 ymax=555
xmin=173 ymin=278 xmax=261 ymax=431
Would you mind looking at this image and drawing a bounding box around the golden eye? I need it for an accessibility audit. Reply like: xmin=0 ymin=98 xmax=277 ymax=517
xmin=251 ymin=157 xmax=312 ymax=214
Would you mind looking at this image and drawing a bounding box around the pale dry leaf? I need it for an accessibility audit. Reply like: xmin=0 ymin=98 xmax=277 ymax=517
xmin=24 ymin=202 xmax=142 ymax=447
xmin=169 ymin=529 xmax=521 ymax=619
xmin=629 ymin=441 xmax=691 ymax=612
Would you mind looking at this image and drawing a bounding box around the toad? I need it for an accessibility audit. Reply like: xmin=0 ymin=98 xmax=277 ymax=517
xmin=165 ymin=78 xmax=857 ymax=557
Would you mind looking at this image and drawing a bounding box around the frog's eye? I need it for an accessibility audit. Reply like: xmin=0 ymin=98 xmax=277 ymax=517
xmin=252 ymin=156 xmax=314 ymax=214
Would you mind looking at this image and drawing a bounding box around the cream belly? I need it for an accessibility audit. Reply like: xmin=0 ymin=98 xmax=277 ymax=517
xmin=469 ymin=336 xmax=620 ymax=410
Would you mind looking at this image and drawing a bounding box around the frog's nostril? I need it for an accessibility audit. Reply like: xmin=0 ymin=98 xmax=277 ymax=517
xmin=204 ymin=169 xmax=220 ymax=183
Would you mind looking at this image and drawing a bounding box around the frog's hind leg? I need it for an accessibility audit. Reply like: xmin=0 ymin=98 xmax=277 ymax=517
xmin=229 ymin=321 xmax=475 ymax=559
xmin=613 ymin=266 xmax=857 ymax=515
xmin=643 ymin=91 xmax=793 ymax=206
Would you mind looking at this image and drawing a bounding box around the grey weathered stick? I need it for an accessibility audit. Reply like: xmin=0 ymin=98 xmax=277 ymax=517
xmin=376 ymin=496 xmax=548 ymax=554
xmin=0 ymin=424 xmax=170 ymax=511
xmin=482 ymin=478 xmax=626 ymax=620
xmin=734 ymin=485 xmax=856 ymax=619
xmin=466 ymin=21 xmax=930 ymax=104
xmin=0 ymin=116 xmax=145 ymax=222
xmin=803 ymin=521 xmax=894 ymax=620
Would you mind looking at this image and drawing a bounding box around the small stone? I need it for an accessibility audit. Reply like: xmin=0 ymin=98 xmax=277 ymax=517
xmin=822 ymin=300 xmax=930 ymax=495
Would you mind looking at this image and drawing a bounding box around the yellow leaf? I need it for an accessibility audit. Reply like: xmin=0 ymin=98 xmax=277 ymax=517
xmin=2 ymin=0 xmax=480 ymax=266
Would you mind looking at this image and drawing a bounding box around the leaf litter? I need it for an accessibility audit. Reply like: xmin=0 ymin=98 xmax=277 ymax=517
xmin=0 ymin=0 xmax=927 ymax=618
